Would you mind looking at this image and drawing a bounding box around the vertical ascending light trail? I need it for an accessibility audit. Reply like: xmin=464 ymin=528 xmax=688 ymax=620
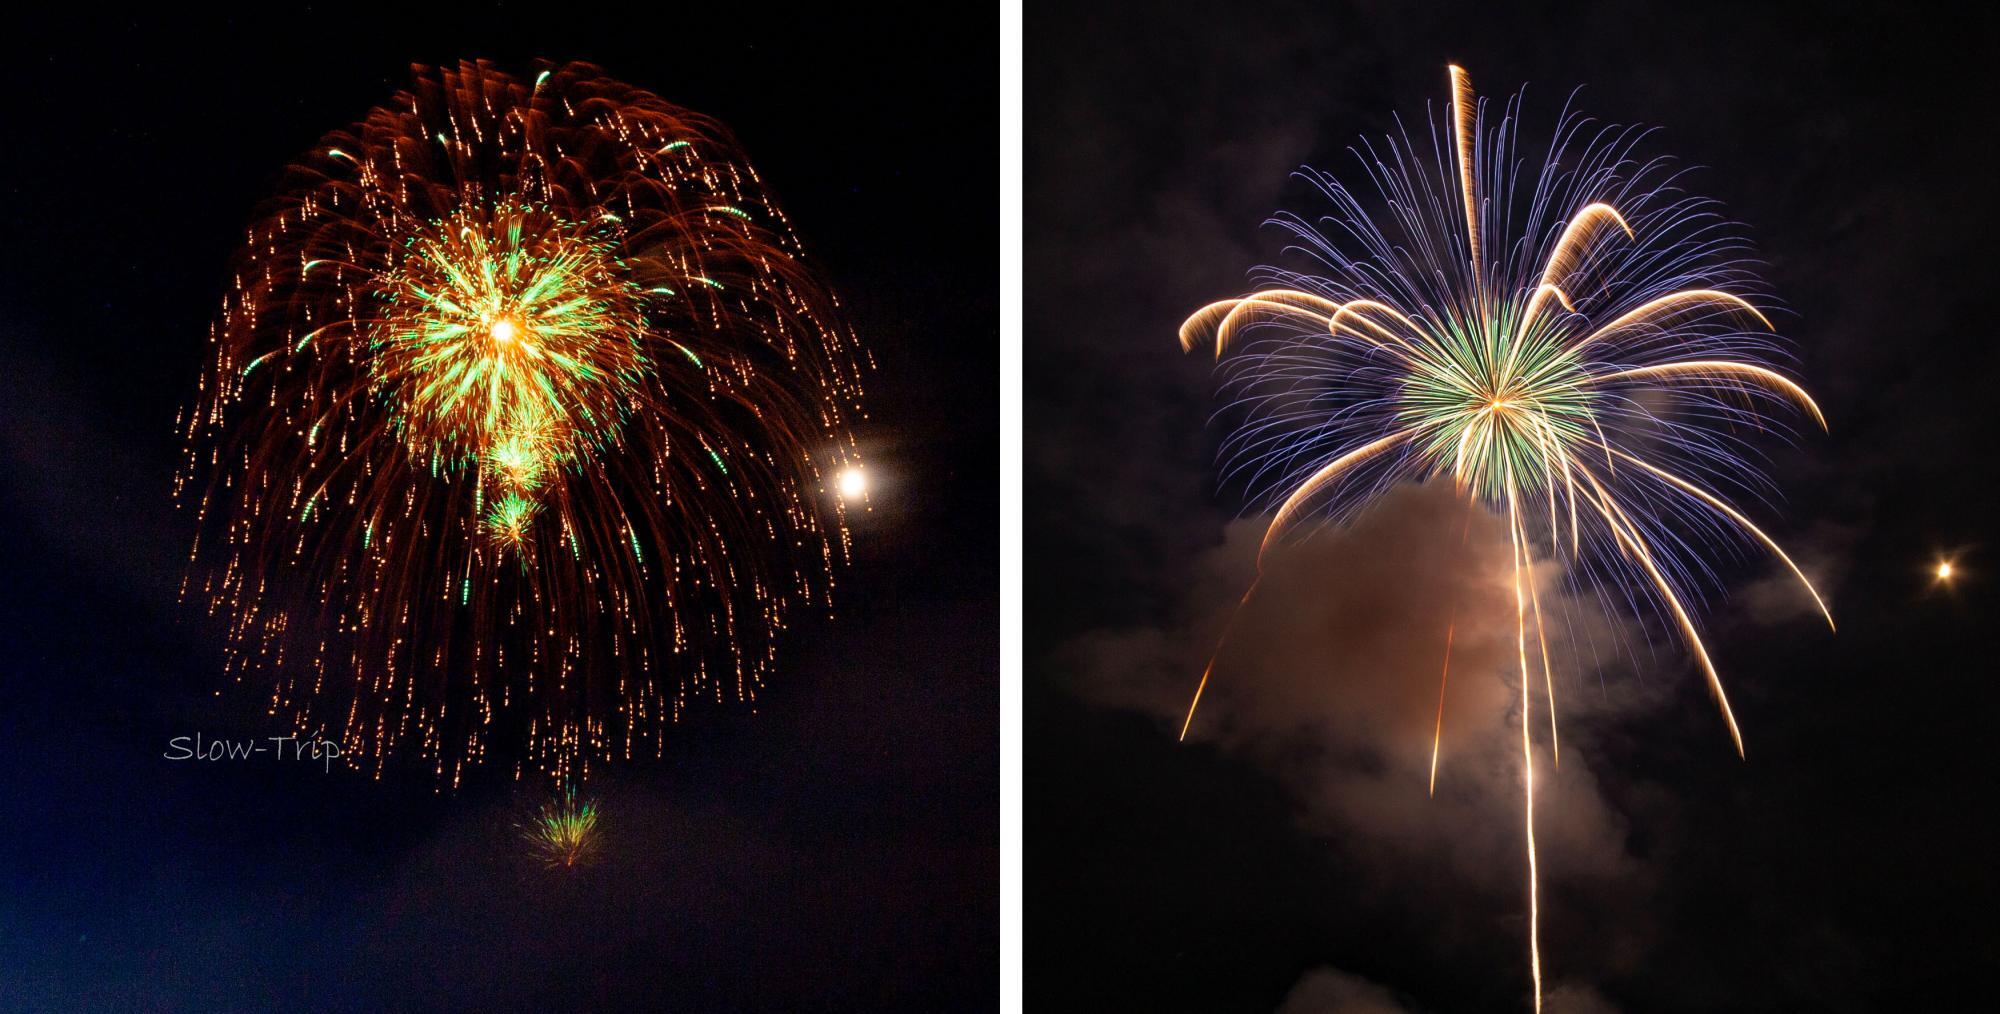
xmin=1175 ymin=66 xmax=1829 ymax=1008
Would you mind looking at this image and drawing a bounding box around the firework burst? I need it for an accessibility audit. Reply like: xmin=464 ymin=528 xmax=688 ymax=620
xmin=527 ymin=786 xmax=602 ymax=869
xmin=1179 ymin=66 xmax=1827 ymax=1008
xmin=177 ymin=61 xmax=868 ymax=787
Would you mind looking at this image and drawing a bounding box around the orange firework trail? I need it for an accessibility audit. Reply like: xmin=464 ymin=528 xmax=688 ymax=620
xmin=1427 ymin=612 xmax=1456 ymax=798
xmin=176 ymin=61 xmax=868 ymax=787
xmin=1429 ymin=498 xmax=1476 ymax=797
xmin=1177 ymin=577 xmax=1262 ymax=742
xmin=1177 ymin=66 xmax=1830 ymax=1008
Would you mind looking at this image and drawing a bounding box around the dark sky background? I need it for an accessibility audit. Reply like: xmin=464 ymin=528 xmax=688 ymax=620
xmin=1029 ymin=1 xmax=1994 ymax=1011
xmin=0 ymin=8 xmax=995 ymax=1012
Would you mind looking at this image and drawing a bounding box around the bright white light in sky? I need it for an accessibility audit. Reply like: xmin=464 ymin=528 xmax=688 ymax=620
xmin=839 ymin=466 xmax=867 ymax=499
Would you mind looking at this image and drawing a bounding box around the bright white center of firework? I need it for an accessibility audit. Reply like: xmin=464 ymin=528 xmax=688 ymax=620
xmin=838 ymin=467 xmax=867 ymax=499
xmin=490 ymin=318 xmax=519 ymax=344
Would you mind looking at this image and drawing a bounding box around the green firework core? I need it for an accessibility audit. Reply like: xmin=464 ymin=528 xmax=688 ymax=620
xmin=1398 ymin=302 xmax=1596 ymax=499
xmin=369 ymin=201 xmax=652 ymax=547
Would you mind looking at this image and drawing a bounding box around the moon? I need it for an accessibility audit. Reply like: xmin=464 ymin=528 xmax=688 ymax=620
xmin=838 ymin=466 xmax=867 ymax=500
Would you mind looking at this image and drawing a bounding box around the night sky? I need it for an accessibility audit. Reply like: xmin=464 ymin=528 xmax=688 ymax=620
xmin=1029 ymin=2 xmax=1995 ymax=1011
xmin=0 ymin=9 xmax=994 ymax=1012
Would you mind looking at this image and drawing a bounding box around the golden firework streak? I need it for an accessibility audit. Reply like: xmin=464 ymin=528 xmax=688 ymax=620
xmin=1471 ymin=66 xmax=1539 ymax=1008
xmin=1450 ymin=64 xmax=1484 ymax=312
xmin=1573 ymin=464 xmax=1746 ymax=757
xmin=1178 ymin=578 xmax=1263 ymax=742
xmin=1427 ymin=613 xmax=1457 ymax=798
xmin=1506 ymin=480 xmax=1543 ymax=1012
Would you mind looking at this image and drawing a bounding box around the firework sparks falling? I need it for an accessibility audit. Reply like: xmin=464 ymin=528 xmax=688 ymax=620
xmin=1178 ymin=66 xmax=1828 ymax=1009
xmin=176 ymin=61 xmax=869 ymax=787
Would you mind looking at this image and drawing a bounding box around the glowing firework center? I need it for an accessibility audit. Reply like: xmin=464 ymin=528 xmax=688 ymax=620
xmin=368 ymin=202 xmax=649 ymax=548
xmin=1396 ymin=315 xmax=1596 ymax=501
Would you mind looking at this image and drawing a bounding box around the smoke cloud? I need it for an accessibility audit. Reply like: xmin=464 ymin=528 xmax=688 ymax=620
xmin=1060 ymin=481 xmax=1675 ymax=986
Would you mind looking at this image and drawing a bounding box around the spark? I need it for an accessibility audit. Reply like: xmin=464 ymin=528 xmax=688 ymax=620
xmin=1177 ymin=66 xmax=1827 ymax=1008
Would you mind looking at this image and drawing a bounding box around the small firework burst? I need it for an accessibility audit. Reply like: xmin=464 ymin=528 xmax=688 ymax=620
xmin=526 ymin=787 xmax=601 ymax=869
